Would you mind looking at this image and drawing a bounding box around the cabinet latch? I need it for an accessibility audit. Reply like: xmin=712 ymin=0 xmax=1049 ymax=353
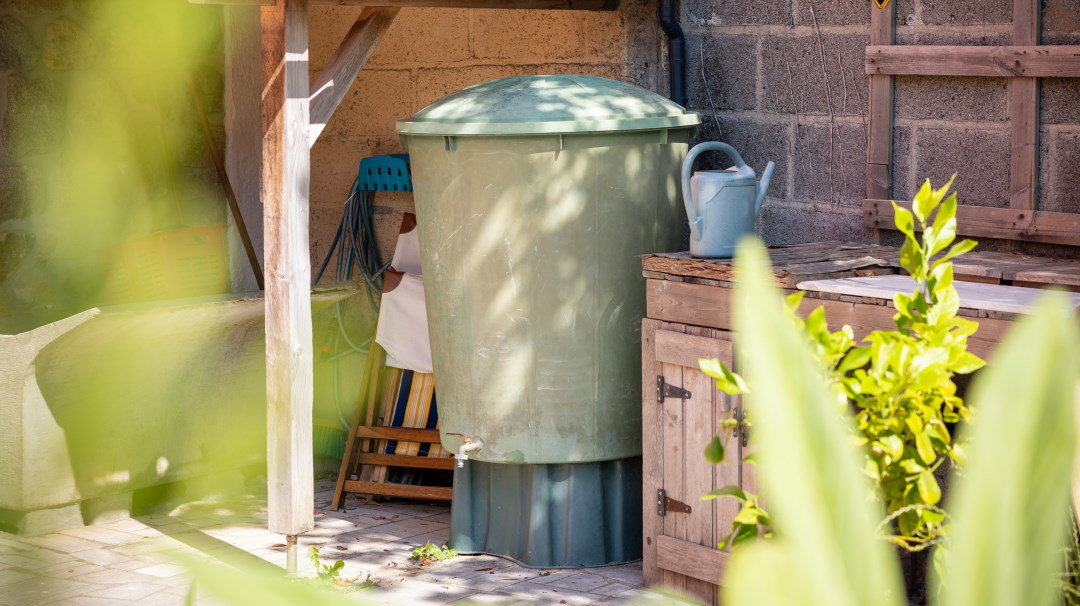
xmin=657 ymin=489 xmax=692 ymax=516
xmin=657 ymin=375 xmax=691 ymax=403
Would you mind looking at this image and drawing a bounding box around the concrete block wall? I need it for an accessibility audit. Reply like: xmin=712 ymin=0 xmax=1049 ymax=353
xmin=0 ymin=0 xmax=226 ymax=330
xmin=306 ymin=1 xmax=660 ymax=275
xmin=681 ymin=0 xmax=1080 ymax=254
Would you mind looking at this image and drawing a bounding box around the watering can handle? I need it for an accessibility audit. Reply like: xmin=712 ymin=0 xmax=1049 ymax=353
xmin=681 ymin=142 xmax=750 ymax=241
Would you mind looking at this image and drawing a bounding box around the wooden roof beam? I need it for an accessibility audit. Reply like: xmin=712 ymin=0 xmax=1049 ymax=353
xmin=309 ymin=7 xmax=399 ymax=146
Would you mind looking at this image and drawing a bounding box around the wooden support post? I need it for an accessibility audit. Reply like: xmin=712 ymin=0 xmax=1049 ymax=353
xmin=866 ymin=3 xmax=895 ymax=202
xmin=309 ymin=7 xmax=400 ymax=146
xmin=262 ymin=0 xmax=314 ymax=537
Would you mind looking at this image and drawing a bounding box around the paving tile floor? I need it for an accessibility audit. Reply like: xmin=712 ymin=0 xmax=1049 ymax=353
xmin=0 ymin=479 xmax=685 ymax=606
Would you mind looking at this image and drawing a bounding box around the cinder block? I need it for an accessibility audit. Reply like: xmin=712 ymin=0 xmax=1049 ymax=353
xmin=469 ymin=11 xmax=584 ymax=62
xmin=895 ymin=30 xmax=1008 ymax=45
xmin=413 ymin=65 xmax=533 ymax=111
xmin=620 ymin=0 xmax=661 ymax=91
xmin=2 ymin=74 xmax=65 ymax=157
xmin=534 ymin=62 xmax=625 ymax=80
xmin=0 ymin=16 xmax=38 ymax=71
xmin=688 ymin=0 xmax=791 ymax=26
xmin=308 ymin=6 xmax=369 ymax=72
xmin=1042 ymin=78 xmax=1080 ymax=125
xmin=687 ymin=33 xmax=756 ymax=112
xmin=895 ymin=76 xmax=1007 ymax=122
xmin=915 ymin=127 xmax=1010 ymax=208
xmin=0 ymin=167 xmax=33 ymax=222
xmin=760 ymin=33 xmax=868 ymax=117
xmin=694 ymin=116 xmax=791 ymax=200
xmin=1043 ymin=0 xmax=1080 ymax=44
xmin=320 ymin=69 xmax=413 ymax=139
xmin=579 ymin=10 xmax=627 ymax=65
xmin=1045 ymin=131 xmax=1080 ymax=214
xmin=757 ymin=205 xmax=872 ymax=246
xmin=793 ymin=122 xmax=867 ymax=206
xmin=310 ymin=134 xmax=403 ymax=208
xmin=792 ymin=0 xmax=890 ymax=26
xmin=893 ymin=125 xmax=913 ymax=201
xmin=368 ymin=9 xmax=473 ymax=68
xmin=922 ymin=0 xmax=1010 ymax=24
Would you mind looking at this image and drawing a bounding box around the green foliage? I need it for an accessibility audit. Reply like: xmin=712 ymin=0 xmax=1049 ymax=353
xmin=700 ymin=177 xmax=984 ymax=550
xmin=309 ymin=546 xmax=345 ymax=584
xmin=411 ymin=543 xmax=457 ymax=565
xmin=720 ymin=237 xmax=1077 ymax=606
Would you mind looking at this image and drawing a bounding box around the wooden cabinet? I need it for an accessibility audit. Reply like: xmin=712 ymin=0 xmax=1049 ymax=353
xmin=639 ymin=241 xmax=1080 ymax=603
xmin=641 ymin=317 xmax=749 ymax=606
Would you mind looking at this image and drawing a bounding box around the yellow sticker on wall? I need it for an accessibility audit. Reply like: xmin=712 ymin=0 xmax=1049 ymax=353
xmin=874 ymin=0 xmax=891 ymax=8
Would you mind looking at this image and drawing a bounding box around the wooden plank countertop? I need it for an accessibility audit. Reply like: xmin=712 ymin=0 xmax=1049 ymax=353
xmin=643 ymin=241 xmax=1080 ymax=291
xmin=797 ymin=274 xmax=1080 ymax=315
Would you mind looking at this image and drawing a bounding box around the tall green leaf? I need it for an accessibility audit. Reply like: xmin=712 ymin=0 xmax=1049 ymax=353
xmin=722 ymin=237 xmax=904 ymax=606
xmin=936 ymin=292 xmax=1078 ymax=606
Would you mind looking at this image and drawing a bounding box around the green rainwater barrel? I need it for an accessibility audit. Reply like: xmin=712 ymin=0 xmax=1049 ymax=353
xmin=397 ymin=75 xmax=698 ymax=465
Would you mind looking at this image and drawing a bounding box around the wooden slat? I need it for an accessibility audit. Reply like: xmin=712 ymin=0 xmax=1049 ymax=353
xmin=655 ymin=329 xmax=733 ymax=369
xmin=343 ymin=480 xmax=453 ymax=501
xmin=660 ymin=350 xmax=688 ymax=597
xmin=647 ymin=278 xmax=1009 ymax=359
xmin=641 ymin=319 xmax=663 ymax=588
xmin=681 ymin=330 xmax=720 ymax=606
xmin=262 ymin=0 xmax=314 ymax=536
xmin=308 ymin=7 xmax=399 ymax=145
xmin=865 ymin=45 xmax=1080 ymax=77
xmin=647 ymin=279 xmax=732 ymax=331
xmin=656 ymin=535 xmax=730 ymax=587
xmin=356 ymin=453 xmax=455 ymax=470
xmin=197 ymin=0 xmax=617 ymax=9
xmin=355 ymin=426 xmax=443 ymax=443
xmin=1009 ymin=76 xmax=1039 ymax=210
xmin=863 ymin=199 xmax=1080 ymax=247
xmin=867 ymin=0 xmax=895 ymax=201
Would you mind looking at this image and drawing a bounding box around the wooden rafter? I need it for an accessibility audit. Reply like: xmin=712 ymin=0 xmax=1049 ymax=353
xmin=196 ymin=0 xmax=617 ymax=9
xmin=309 ymin=7 xmax=399 ymax=145
xmin=261 ymin=0 xmax=315 ymax=537
xmin=862 ymin=0 xmax=1080 ymax=244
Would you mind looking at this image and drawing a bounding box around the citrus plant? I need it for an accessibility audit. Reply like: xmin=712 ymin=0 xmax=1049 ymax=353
xmin=701 ymin=176 xmax=983 ymax=550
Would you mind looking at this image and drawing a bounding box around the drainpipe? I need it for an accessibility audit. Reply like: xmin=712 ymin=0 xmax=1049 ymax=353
xmin=658 ymin=0 xmax=687 ymax=108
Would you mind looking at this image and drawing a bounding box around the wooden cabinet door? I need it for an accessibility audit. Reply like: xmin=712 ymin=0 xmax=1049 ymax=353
xmin=642 ymin=319 xmax=753 ymax=606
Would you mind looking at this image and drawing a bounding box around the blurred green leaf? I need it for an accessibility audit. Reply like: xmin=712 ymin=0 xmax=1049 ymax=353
xmin=936 ymin=292 xmax=1078 ymax=606
xmin=704 ymin=435 xmax=726 ymax=465
xmin=721 ymin=237 xmax=903 ymax=606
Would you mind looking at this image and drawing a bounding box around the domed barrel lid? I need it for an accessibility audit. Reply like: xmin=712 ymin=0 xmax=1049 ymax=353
xmin=396 ymin=74 xmax=699 ymax=136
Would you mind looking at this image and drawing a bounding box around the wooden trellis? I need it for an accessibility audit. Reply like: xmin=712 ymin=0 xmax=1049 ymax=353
xmin=862 ymin=0 xmax=1080 ymax=246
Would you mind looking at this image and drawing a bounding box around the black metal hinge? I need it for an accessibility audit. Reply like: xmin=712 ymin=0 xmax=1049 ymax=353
xmin=657 ymin=489 xmax=692 ymax=516
xmin=657 ymin=375 xmax=691 ymax=403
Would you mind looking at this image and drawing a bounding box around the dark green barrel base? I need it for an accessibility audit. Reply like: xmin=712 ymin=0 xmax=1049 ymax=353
xmin=449 ymin=457 xmax=642 ymax=569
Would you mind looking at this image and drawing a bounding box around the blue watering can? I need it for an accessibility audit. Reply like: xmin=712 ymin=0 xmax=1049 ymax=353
xmin=681 ymin=142 xmax=776 ymax=258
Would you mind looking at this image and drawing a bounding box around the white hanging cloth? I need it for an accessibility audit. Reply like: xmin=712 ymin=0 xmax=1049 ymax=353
xmin=376 ymin=214 xmax=433 ymax=373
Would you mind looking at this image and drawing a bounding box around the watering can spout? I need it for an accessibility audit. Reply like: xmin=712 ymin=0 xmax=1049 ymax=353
xmin=755 ymin=161 xmax=776 ymax=214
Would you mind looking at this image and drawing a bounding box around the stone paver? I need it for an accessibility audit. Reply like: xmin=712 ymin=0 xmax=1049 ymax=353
xmin=0 ymin=479 xmax=677 ymax=606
